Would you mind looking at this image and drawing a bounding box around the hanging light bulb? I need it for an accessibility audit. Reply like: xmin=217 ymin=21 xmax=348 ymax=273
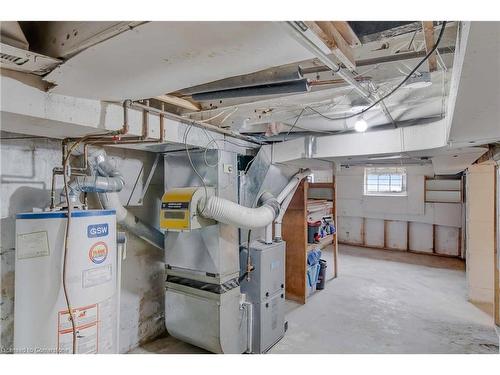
xmin=354 ymin=118 xmax=368 ymax=132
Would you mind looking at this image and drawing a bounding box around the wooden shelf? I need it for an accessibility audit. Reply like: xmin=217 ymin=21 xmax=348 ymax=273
xmin=282 ymin=178 xmax=338 ymax=305
xmin=307 ymin=233 xmax=335 ymax=252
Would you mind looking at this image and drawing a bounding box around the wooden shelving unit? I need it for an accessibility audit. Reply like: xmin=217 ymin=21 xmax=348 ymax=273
xmin=282 ymin=178 xmax=338 ymax=304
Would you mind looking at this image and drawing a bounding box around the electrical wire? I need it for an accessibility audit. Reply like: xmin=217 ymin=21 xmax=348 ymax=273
xmin=183 ymin=125 xmax=209 ymax=214
xmin=294 ymin=21 xmax=447 ymax=124
xmin=61 ymin=131 xmax=112 ymax=354
xmin=197 ymin=107 xmax=237 ymax=123
xmin=283 ymin=107 xmax=306 ymax=141
xmin=62 ymin=139 xmax=86 ymax=354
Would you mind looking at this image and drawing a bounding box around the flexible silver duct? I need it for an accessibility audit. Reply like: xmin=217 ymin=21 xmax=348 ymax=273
xmin=65 ymin=148 xmax=164 ymax=250
xmin=198 ymin=191 xmax=280 ymax=230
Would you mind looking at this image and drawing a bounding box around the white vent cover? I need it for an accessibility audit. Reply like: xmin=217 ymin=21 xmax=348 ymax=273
xmin=0 ymin=43 xmax=60 ymax=75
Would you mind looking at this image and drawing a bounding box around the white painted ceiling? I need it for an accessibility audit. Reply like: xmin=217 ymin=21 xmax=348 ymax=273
xmin=44 ymin=22 xmax=314 ymax=101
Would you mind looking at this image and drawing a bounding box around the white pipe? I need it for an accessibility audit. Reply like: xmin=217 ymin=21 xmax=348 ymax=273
xmin=276 ymin=169 xmax=311 ymax=204
xmin=264 ymin=224 xmax=273 ymax=244
xmin=274 ymin=170 xmax=311 ymax=241
xmin=274 ymin=190 xmax=296 ymax=241
xmin=199 ymin=195 xmax=278 ymax=230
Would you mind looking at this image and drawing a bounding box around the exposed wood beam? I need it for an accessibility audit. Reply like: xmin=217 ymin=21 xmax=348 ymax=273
xmin=304 ymin=21 xmax=356 ymax=70
xmin=331 ymin=21 xmax=361 ymax=46
xmin=422 ymin=21 xmax=438 ymax=72
xmin=300 ymin=46 xmax=455 ymax=75
xmin=155 ymin=94 xmax=201 ymax=112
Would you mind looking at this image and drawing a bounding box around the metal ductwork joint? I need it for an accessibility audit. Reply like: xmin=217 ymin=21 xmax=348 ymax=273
xmin=63 ymin=148 xmax=164 ymax=250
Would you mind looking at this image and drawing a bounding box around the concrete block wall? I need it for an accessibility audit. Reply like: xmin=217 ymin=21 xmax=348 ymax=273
xmin=0 ymin=131 xmax=165 ymax=353
xmin=336 ymin=165 xmax=463 ymax=256
xmin=465 ymin=161 xmax=495 ymax=304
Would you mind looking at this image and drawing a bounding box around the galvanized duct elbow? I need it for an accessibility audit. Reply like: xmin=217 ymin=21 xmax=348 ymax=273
xmin=198 ymin=191 xmax=279 ymax=230
xmin=98 ymin=191 xmax=164 ymax=250
xmin=65 ymin=148 xmax=164 ymax=250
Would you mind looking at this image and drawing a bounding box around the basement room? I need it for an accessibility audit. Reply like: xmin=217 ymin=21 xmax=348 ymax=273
xmin=1 ymin=1 xmax=499 ymax=373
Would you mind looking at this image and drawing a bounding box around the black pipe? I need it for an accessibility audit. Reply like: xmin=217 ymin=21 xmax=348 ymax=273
xmin=192 ymin=79 xmax=310 ymax=101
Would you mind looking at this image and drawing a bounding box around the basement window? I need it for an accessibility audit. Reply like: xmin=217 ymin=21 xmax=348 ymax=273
xmin=364 ymin=167 xmax=407 ymax=196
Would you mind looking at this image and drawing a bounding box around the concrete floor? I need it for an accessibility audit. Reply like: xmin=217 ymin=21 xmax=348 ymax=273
xmin=131 ymin=245 xmax=499 ymax=354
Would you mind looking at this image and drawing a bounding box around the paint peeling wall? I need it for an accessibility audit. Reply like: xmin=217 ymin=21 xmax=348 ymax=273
xmin=0 ymin=131 xmax=165 ymax=353
xmin=336 ymin=165 xmax=463 ymax=256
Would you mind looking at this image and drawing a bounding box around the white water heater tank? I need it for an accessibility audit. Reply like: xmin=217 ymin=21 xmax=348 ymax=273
xmin=14 ymin=209 xmax=117 ymax=354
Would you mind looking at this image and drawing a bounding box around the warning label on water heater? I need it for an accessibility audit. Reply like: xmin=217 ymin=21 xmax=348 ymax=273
xmin=57 ymin=304 xmax=98 ymax=354
xmin=82 ymin=264 xmax=112 ymax=288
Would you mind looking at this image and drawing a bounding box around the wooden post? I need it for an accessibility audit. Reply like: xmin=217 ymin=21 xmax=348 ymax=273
xmin=282 ymin=180 xmax=307 ymax=304
xmin=422 ymin=21 xmax=438 ymax=72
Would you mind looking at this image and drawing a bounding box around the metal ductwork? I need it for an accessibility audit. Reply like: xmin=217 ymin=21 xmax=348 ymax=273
xmin=65 ymin=148 xmax=164 ymax=250
xmin=191 ymin=79 xmax=310 ymax=101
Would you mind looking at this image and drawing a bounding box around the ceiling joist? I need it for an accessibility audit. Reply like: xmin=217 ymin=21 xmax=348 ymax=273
xmin=304 ymin=21 xmax=356 ymax=70
xmin=331 ymin=21 xmax=361 ymax=47
xmin=155 ymin=94 xmax=201 ymax=111
xmin=422 ymin=21 xmax=438 ymax=72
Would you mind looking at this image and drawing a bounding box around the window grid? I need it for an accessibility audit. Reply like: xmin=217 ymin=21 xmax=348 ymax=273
xmin=364 ymin=167 xmax=407 ymax=196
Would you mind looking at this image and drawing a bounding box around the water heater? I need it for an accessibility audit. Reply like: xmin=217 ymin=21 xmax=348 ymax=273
xmin=14 ymin=209 xmax=118 ymax=354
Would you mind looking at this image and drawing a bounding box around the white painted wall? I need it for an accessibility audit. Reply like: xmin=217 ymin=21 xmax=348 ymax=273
xmin=336 ymin=165 xmax=463 ymax=256
xmin=0 ymin=131 xmax=165 ymax=353
xmin=465 ymin=162 xmax=496 ymax=304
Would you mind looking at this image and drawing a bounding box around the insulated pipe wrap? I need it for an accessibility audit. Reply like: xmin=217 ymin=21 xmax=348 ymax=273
xmin=199 ymin=195 xmax=278 ymax=230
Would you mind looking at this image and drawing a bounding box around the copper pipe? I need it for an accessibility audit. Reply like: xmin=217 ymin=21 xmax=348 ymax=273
xmin=127 ymin=100 xmax=261 ymax=145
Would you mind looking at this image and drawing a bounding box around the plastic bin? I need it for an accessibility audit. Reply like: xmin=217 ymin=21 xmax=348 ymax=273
xmin=316 ymin=259 xmax=327 ymax=290
xmin=307 ymin=221 xmax=321 ymax=243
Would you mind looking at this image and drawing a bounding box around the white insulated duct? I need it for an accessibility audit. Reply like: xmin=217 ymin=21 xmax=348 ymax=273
xmin=199 ymin=192 xmax=279 ymax=230
xmin=276 ymin=169 xmax=311 ymax=204
xmin=198 ymin=169 xmax=310 ymax=231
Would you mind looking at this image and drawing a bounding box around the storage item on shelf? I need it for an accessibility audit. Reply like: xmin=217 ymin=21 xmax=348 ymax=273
xmin=306 ymin=263 xmax=321 ymax=295
xmin=307 ymin=220 xmax=321 ymax=243
xmin=307 ymin=249 xmax=322 ymax=266
xmin=316 ymin=259 xmax=327 ymax=290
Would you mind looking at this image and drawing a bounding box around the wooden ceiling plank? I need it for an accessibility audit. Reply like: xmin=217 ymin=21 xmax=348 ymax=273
xmin=331 ymin=21 xmax=361 ymax=46
xmin=155 ymin=94 xmax=201 ymax=111
xmin=422 ymin=21 xmax=438 ymax=72
xmin=305 ymin=21 xmax=356 ymax=71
